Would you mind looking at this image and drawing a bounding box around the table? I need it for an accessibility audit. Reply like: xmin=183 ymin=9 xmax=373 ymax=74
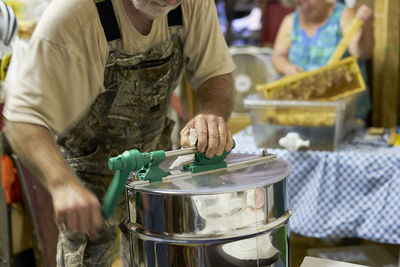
xmin=233 ymin=126 xmax=400 ymax=244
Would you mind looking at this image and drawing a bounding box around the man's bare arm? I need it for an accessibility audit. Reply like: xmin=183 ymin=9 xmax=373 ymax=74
xmin=195 ymin=73 xmax=235 ymax=121
xmin=4 ymin=121 xmax=102 ymax=234
xmin=180 ymin=73 xmax=235 ymax=158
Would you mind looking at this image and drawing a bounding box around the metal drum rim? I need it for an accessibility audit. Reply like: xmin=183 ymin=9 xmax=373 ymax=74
xmin=127 ymin=158 xmax=292 ymax=195
xmin=127 ymin=210 xmax=291 ymax=244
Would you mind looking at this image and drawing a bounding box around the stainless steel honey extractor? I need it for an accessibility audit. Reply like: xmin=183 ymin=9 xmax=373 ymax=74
xmin=126 ymin=178 xmax=290 ymax=267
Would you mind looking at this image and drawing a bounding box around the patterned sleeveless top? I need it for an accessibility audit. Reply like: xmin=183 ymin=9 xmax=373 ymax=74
xmin=288 ymin=3 xmax=370 ymax=120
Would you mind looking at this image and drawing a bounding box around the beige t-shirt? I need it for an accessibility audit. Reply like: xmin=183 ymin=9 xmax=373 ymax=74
xmin=4 ymin=0 xmax=235 ymax=135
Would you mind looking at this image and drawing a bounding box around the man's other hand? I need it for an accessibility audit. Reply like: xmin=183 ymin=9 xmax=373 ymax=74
xmin=51 ymin=180 xmax=102 ymax=239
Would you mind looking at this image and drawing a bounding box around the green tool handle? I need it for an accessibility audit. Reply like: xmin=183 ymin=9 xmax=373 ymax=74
xmin=194 ymin=140 xmax=235 ymax=165
xmin=102 ymin=149 xmax=147 ymax=218
xmin=102 ymin=169 xmax=130 ymax=218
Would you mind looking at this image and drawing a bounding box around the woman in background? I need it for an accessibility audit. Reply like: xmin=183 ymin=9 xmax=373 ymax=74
xmin=272 ymin=0 xmax=374 ymax=121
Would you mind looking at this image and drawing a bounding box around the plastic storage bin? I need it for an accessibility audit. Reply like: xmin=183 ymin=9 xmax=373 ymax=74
xmin=243 ymin=95 xmax=359 ymax=151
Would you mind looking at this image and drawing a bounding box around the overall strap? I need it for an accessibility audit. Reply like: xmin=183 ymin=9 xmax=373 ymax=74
xmin=95 ymin=0 xmax=121 ymax=42
xmin=167 ymin=5 xmax=183 ymax=27
xmin=95 ymin=0 xmax=183 ymax=44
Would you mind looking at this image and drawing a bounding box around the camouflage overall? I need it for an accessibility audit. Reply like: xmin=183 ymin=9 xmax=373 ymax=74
xmin=55 ymin=1 xmax=184 ymax=266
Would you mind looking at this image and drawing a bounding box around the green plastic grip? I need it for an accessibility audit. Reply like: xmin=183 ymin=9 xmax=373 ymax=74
xmin=136 ymin=150 xmax=168 ymax=183
xmin=102 ymin=149 xmax=168 ymax=218
xmin=102 ymin=149 xmax=148 ymax=218
xmin=183 ymin=140 xmax=235 ymax=173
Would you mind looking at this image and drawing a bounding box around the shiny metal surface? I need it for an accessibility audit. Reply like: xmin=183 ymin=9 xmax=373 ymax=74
xmin=164 ymin=146 xmax=198 ymax=158
xmin=127 ymin=180 xmax=288 ymax=239
xmin=136 ymin=155 xmax=291 ymax=194
xmin=129 ymin=223 xmax=288 ymax=267
xmin=126 ymin=154 xmax=291 ymax=266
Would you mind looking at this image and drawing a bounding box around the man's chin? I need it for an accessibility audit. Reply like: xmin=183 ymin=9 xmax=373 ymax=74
xmin=138 ymin=4 xmax=181 ymax=19
xmin=138 ymin=8 xmax=169 ymax=19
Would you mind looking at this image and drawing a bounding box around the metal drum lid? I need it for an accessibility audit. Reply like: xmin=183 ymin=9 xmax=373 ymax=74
xmin=130 ymin=153 xmax=292 ymax=195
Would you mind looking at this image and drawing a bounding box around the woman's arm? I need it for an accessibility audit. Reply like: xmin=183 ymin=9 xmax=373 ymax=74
xmin=342 ymin=5 xmax=374 ymax=60
xmin=272 ymin=14 xmax=303 ymax=76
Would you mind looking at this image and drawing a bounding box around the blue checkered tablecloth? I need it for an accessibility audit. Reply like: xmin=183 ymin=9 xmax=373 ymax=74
xmin=233 ymin=126 xmax=400 ymax=244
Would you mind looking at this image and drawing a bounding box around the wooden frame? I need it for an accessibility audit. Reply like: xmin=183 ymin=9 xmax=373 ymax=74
xmin=372 ymin=0 xmax=400 ymax=127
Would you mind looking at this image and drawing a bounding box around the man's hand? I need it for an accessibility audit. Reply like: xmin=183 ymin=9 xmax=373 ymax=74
xmin=180 ymin=114 xmax=234 ymax=158
xmin=51 ymin=179 xmax=102 ymax=237
xmin=183 ymin=73 xmax=234 ymax=158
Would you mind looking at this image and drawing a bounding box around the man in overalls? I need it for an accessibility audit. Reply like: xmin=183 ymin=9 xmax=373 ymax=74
xmin=3 ymin=0 xmax=236 ymax=265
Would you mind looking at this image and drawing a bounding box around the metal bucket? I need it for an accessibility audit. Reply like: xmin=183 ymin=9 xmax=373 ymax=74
xmin=125 ymin=154 xmax=291 ymax=267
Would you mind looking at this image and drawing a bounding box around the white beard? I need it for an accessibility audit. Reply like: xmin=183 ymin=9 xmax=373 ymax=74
xmin=131 ymin=0 xmax=179 ymax=18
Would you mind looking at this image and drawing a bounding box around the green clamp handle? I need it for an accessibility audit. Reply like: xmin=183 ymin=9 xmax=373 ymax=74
xmin=183 ymin=140 xmax=235 ymax=173
xmin=137 ymin=150 xmax=168 ymax=182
